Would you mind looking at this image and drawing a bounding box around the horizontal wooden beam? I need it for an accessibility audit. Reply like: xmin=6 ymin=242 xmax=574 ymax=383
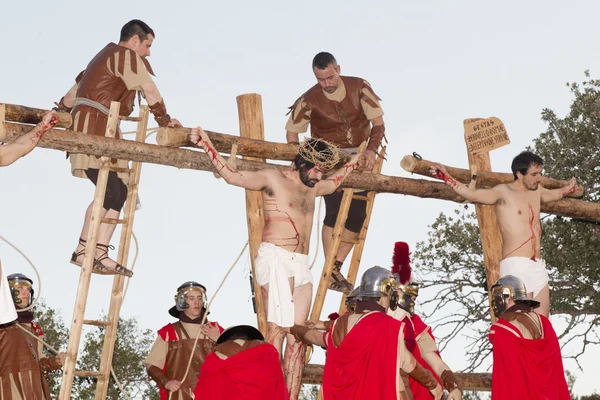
xmin=401 ymin=155 xmax=584 ymax=198
xmin=3 ymin=122 xmax=600 ymax=222
xmin=2 ymin=103 xmax=72 ymax=129
xmin=301 ymin=364 xmax=492 ymax=391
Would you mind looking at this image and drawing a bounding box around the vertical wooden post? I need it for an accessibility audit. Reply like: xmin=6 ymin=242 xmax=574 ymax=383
xmin=236 ymin=93 xmax=267 ymax=336
xmin=464 ymin=119 xmax=503 ymax=322
xmin=59 ymin=101 xmax=121 ymax=400
xmin=94 ymin=106 xmax=149 ymax=399
xmin=0 ymin=104 xmax=6 ymax=141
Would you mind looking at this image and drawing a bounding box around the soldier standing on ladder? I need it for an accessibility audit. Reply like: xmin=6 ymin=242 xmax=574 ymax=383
xmin=285 ymin=52 xmax=386 ymax=293
xmin=55 ymin=19 xmax=181 ymax=276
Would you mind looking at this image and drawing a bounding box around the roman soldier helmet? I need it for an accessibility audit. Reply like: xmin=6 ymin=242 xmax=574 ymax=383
xmin=390 ymin=242 xmax=420 ymax=315
xmin=345 ymin=287 xmax=361 ymax=312
xmin=397 ymin=283 xmax=420 ymax=315
xmin=168 ymin=281 xmax=207 ymax=318
xmin=7 ymin=273 xmax=34 ymax=307
xmin=217 ymin=325 xmax=264 ymax=345
xmin=353 ymin=266 xmax=399 ymax=311
xmin=490 ymin=275 xmax=540 ymax=319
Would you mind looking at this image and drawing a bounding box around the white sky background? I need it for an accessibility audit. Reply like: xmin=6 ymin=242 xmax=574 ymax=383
xmin=1 ymin=0 xmax=598 ymax=395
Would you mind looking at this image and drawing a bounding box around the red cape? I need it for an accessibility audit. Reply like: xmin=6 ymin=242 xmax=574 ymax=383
xmin=323 ymin=311 xmax=402 ymax=400
xmin=193 ymin=343 xmax=287 ymax=400
xmin=409 ymin=314 xmax=442 ymax=399
xmin=489 ymin=315 xmax=570 ymax=400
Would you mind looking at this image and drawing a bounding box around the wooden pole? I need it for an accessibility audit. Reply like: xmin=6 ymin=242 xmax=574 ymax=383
xmin=2 ymin=103 xmax=72 ymax=129
xmin=301 ymin=364 xmax=492 ymax=391
xmin=156 ymin=127 xmax=337 ymax=162
xmin=463 ymin=119 xmax=504 ymax=322
xmin=94 ymin=106 xmax=149 ymax=399
xmin=3 ymin=123 xmax=600 ymax=222
xmin=236 ymin=94 xmax=267 ymax=336
xmin=400 ymin=154 xmax=584 ymax=198
xmin=59 ymin=101 xmax=120 ymax=400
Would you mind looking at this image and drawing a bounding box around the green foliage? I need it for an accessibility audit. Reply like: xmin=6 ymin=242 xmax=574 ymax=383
xmin=32 ymin=300 xmax=159 ymax=399
xmin=299 ymin=385 xmax=320 ymax=400
xmin=72 ymin=314 xmax=159 ymax=399
xmin=34 ymin=299 xmax=70 ymax=399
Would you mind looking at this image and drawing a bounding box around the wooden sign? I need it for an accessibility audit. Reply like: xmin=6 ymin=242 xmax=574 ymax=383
xmin=464 ymin=117 xmax=510 ymax=155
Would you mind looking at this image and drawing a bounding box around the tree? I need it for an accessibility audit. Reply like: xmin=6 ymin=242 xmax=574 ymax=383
xmin=34 ymin=299 xmax=70 ymax=398
xmin=299 ymin=384 xmax=319 ymax=400
xmin=32 ymin=300 xmax=158 ymax=399
xmin=413 ymin=72 xmax=600 ymax=373
xmin=72 ymin=314 xmax=159 ymax=399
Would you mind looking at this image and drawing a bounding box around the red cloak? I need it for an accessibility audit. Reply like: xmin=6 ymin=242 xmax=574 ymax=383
xmin=488 ymin=315 xmax=570 ymax=400
xmin=409 ymin=314 xmax=442 ymax=399
xmin=193 ymin=343 xmax=287 ymax=400
xmin=323 ymin=311 xmax=403 ymax=400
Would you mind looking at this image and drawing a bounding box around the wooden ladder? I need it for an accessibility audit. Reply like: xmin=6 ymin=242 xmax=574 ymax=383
xmin=309 ymin=145 xmax=387 ymax=322
xmin=58 ymin=101 xmax=149 ymax=400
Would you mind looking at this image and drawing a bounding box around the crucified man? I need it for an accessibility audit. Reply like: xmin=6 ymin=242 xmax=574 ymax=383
xmin=0 ymin=111 xmax=57 ymax=167
xmin=190 ymin=127 xmax=362 ymax=399
xmin=431 ymin=151 xmax=577 ymax=317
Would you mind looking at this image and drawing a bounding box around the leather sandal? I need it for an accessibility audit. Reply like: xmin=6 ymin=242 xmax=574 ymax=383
xmin=95 ymin=243 xmax=134 ymax=277
xmin=328 ymin=261 xmax=353 ymax=294
xmin=70 ymin=238 xmax=109 ymax=274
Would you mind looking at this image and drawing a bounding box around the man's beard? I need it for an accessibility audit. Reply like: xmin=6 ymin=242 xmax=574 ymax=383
xmin=525 ymin=181 xmax=540 ymax=191
xmin=299 ymin=168 xmax=318 ymax=187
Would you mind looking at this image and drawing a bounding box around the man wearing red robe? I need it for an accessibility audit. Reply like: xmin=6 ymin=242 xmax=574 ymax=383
xmin=388 ymin=242 xmax=462 ymax=400
xmin=193 ymin=325 xmax=287 ymax=400
xmin=292 ymin=266 xmax=443 ymax=400
xmin=489 ymin=275 xmax=570 ymax=400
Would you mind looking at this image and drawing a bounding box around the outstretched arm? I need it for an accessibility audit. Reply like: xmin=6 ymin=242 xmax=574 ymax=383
xmin=315 ymin=153 xmax=362 ymax=196
xmin=430 ymin=163 xmax=501 ymax=205
xmin=0 ymin=111 xmax=57 ymax=167
xmin=419 ymin=335 xmax=462 ymax=399
xmin=289 ymin=325 xmax=326 ymax=347
xmin=541 ymin=177 xmax=577 ymax=203
xmin=190 ymin=127 xmax=270 ymax=190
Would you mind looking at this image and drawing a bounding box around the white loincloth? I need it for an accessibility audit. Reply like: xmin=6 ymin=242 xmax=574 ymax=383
xmin=499 ymin=257 xmax=549 ymax=297
xmin=255 ymin=243 xmax=312 ymax=327
xmin=0 ymin=260 xmax=17 ymax=324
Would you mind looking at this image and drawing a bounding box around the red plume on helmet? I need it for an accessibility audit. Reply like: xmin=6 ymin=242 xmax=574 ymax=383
xmin=392 ymin=241 xmax=411 ymax=284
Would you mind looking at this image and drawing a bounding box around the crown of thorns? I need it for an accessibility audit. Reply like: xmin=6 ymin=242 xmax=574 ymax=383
xmin=297 ymin=138 xmax=341 ymax=170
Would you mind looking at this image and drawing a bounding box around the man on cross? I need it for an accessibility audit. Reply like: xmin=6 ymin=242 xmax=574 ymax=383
xmin=0 ymin=110 xmax=57 ymax=167
xmin=431 ymin=151 xmax=577 ymax=317
xmin=190 ymin=127 xmax=362 ymax=399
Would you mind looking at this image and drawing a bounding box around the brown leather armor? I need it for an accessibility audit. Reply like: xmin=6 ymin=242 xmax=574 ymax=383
xmin=502 ymin=310 xmax=542 ymax=339
xmin=0 ymin=323 xmax=46 ymax=399
xmin=72 ymin=43 xmax=156 ymax=138
xmin=440 ymin=369 xmax=462 ymax=393
xmin=295 ymin=76 xmax=381 ymax=149
xmin=148 ymin=322 xmax=215 ymax=397
xmin=213 ymin=339 xmax=265 ymax=357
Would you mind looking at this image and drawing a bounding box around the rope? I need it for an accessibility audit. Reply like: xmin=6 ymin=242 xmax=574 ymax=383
xmin=168 ymin=241 xmax=249 ymax=400
xmin=0 ymin=235 xmax=42 ymax=312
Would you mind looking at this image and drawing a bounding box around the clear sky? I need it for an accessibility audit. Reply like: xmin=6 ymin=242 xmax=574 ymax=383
xmin=1 ymin=0 xmax=598 ymax=395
